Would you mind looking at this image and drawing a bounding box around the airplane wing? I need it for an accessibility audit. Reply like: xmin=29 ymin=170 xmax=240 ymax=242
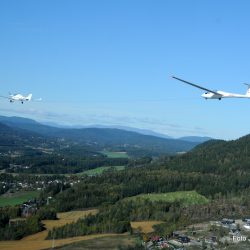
xmin=172 ymin=76 xmax=220 ymax=95
xmin=0 ymin=95 xmax=11 ymax=99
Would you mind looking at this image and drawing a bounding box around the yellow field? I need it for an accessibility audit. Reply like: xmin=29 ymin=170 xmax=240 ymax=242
xmin=131 ymin=221 xmax=163 ymax=233
xmin=45 ymin=210 xmax=98 ymax=230
xmin=0 ymin=233 xmax=121 ymax=250
xmin=0 ymin=210 xmax=161 ymax=250
xmin=0 ymin=209 xmax=120 ymax=250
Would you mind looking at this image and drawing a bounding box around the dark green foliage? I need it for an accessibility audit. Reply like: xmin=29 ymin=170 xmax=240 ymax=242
xmin=0 ymin=215 xmax=43 ymax=240
xmin=0 ymin=213 xmax=9 ymax=228
xmin=37 ymin=207 xmax=57 ymax=220
xmin=52 ymin=165 xmax=250 ymax=212
xmin=25 ymin=215 xmax=44 ymax=234
xmin=47 ymin=213 xmax=131 ymax=239
xmin=164 ymin=135 xmax=250 ymax=175
xmin=0 ymin=206 xmax=56 ymax=240
xmin=0 ymin=206 xmax=21 ymax=219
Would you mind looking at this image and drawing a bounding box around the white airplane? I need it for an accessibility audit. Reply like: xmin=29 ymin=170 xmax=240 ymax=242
xmin=172 ymin=76 xmax=250 ymax=100
xmin=0 ymin=93 xmax=33 ymax=104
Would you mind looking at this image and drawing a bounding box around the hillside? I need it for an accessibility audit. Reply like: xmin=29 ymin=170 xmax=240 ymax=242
xmin=0 ymin=122 xmax=52 ymax=149
xmin=162 ymin=134 xmax=250 ymax=174
xmin=0 ymin=116 xmax=60 ymax=135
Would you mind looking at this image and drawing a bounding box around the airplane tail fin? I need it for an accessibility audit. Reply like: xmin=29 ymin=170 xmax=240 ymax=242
xmin=26 ymin=94 xmax=32 ymax=101
xmin=244 ymin=83 xmax=250 ymax=96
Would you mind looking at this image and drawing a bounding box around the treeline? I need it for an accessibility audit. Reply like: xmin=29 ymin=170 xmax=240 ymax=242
xmin=0 ymin=215 xmax=43 ymax=240
xmin=0 ymin=206 xmax=57 ymax=240
xmin=6 ymin=156 xmax=129 ymax=174
xmin=47 ymin=212 xmax=131 ymax=239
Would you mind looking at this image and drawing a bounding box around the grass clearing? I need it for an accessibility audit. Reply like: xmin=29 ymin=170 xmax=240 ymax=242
xmin=126 ymin=191 xmax=209 ymax=206
xmin=80 ymin=165 xmax=125 ymax=176
xmin=0 ymin=191 xmax=39 ymax=207
xmin=100 ymin=150 xmax=129 ymax=158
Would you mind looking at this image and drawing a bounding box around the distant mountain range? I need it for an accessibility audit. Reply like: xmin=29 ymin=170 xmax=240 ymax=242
xmin=179 ymin=136 xmax=213 ymax=143
xmin=41 ymin=121 xmax=173 ymax=138
xmin=0 ymin=115 xmax=212 ymax=156
xmin=5 ymin=116 xmax=211 ymax=142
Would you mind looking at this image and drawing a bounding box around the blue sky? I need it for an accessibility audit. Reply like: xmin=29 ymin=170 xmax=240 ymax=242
xmin=1 ymin=0 xmax=250 ymax=139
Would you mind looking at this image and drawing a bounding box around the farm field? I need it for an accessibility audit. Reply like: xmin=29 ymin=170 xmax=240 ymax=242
xmin=126 ymin=191 xmax=209 ymax=206
xmin=0 ymin=209 xmax=104 ymax=250
xmin=52 ymin=235 xmax=138 ymax=250
xmin=0 ymin=191 xmax=39 ymax=207
xmin=100 ymin=150 xmax=129 ymax=158
xmin=131 ymin=221 xmax=163 ymax=233
xmin=80 ymin=165 xmax=125 ymax=176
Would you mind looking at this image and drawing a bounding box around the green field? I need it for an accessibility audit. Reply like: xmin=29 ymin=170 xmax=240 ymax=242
xmin=127 ymin=191 xmax=209 ymax=206
xmin=80 ymin=166 xmax=125 ymax=176
xmin=100 ymin=150 xmax=129 ymax=158
xmin=54 ymin=235 xmax=139 ymax=250
xmin=0 ymin=191 xmax=39 ymax=207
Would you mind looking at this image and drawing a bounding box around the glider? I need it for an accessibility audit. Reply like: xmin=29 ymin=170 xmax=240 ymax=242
xmin=172 ymin=76 xmax=250 ymax=100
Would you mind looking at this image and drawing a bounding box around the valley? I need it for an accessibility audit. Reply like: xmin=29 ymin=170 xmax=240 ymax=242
xmin=1 ymin=116 xmax=250 ymax=249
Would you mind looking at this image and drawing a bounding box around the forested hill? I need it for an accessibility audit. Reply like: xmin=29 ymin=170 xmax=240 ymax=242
xmin=0 ymin=116 xmax=60 ymax=135
xmin=163 ymin=134 xmax=250 ymax=174
xmin=0 ymin=122 xmax=50 ymax=147
xmin=0 ymin=116 xmax=202 ymax=156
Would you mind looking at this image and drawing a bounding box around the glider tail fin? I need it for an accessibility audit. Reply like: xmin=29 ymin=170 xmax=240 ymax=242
xmin=26 ymin=94 xmax=32 ymax=101
xmin=244 ymin=84 xmax=250 ymax=96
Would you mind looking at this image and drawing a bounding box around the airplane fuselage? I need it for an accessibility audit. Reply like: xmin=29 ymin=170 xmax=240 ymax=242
xmin=201 ymin=91 xmax=250 ymax=100
xmin=11 ymin=94 xmax=26 ymax=101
